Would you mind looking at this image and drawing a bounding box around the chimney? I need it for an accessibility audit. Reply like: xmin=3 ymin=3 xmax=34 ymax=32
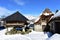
xmin=55 ymin=10 xmax=59 ymax=13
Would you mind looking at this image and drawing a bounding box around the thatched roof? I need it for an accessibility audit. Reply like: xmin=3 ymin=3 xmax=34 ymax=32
xmin=34 ymin=8 xmax=54 ymax=24
xmin=43 ymin=8 xmax=52 ymax=13
xmin=2 ymin=11 xmax=29 ymax=22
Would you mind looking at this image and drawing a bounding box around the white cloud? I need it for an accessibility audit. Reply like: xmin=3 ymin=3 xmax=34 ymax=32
xmin=0 ymin=7 xmax=11 ymax=16
xmin=14 ymin=0 xmax=25 ymax=6
xmin=0 ymin=7 xmax=17 ymax=18
xmin=0 ymin=7 xmax=35 ymax=19
xmin=0 ymin=6 xmax=37 ymax=19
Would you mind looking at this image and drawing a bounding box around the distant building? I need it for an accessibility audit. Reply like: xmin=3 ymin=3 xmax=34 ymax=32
xmin=0 ymin=18 xmax=4 ymax=26
xmin=0 ymin=18 xmax=1 ymax=26
xmin=34 ymin=8 xmax=54 ymax=32
xmin=2 ymin=11 xmax=29 ymax=31
xmin=46 ymin=10 xmax=60 ymax=34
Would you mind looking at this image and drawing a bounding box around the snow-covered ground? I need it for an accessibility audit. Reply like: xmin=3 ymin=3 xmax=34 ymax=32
xmin=0 ymin=29 xmax=60 ymax=40
xmin=0 ymin=29 xmax=48 ymax=40
xmin=0 ymin=29 xmax=6 ymax=35
xmin=47 ymin=34 xmax=60 ymax=40
xmin=25 ymin=31 xmax=48 ymax=40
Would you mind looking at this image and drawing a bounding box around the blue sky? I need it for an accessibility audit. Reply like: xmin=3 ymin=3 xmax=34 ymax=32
xmin=0 ymin=0 xmax=60 ymax=17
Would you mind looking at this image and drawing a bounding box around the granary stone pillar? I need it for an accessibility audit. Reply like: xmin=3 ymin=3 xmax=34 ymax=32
xmin=5 ymin=21 xmax=8 ymax=32
xmin=7 ymin=27 xmax=8 ymax=32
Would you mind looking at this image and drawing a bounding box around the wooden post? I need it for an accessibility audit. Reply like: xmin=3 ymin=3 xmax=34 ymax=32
xmin=5 ymin=21 xmax=8 ymax=35
xmin=7 ymin=27 xmax=8 ymax=32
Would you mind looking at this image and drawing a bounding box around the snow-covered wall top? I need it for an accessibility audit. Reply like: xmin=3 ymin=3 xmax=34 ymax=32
xmin=53 ymin=11 xmax=60 ymax=17
xmin=50 ymin=11 xmax=60 ymax=20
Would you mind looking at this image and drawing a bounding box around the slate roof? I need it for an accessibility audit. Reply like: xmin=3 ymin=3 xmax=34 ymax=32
xmin=2 ymin=11 xmax=29 ymax=22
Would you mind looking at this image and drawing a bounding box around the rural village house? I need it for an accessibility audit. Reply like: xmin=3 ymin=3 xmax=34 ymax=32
xmin=34 ymin=8 xmax=54 ymax=32
xmin=46 ymin=10 xmax=60 ymax=34
xmin=2 ymin=11 xmax=29 ymax=32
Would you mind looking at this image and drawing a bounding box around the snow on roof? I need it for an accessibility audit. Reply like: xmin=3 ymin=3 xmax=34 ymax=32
xmin=53 ymin=10 xmax=60 ymax=17
xmin=43 ymin=12 xmax=53 ymax=16
xmin=49 ymin=11 xmax=60 ymax=20
xmin=34 ymin=16 xmax=40 ymax=22
xmin=43 ymin=13 xmax=50 ymax=16
xmin=49 ymin=16 xmax=54 ymax=21
xmin=48 ymin=34 xmax=60 ymax=40
xmin=34 ymin=12 xmax=53 ymax=22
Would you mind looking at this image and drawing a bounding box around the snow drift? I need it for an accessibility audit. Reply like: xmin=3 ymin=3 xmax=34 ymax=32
xmin=47 ymin=34 xmax=60 ymax=40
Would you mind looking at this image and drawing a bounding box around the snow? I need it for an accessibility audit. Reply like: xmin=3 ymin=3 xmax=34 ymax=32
xmin=26 ymin=31 xmax=48 ymax=40
xmin=0 ymin=28 xmax=60 ymax=40
xmin=0 ymin=28 xmax=48 ymax=40
xmin=35 ymin=17 xmax=40 ymax=22
xmin=49 ymin=16 xmax=54 ymax=21
xmin=43 ymin=13 xmax=50 ymax=16
xmin=0 ymin=35 xmax=31 ymax=40
xmin=47 ymin=34 xmax=60 ymax=40
xmin=8 ymin=27 xmax=13 ymax=31
xmin=52 ymin=10 xmax=60 ymax=18
xmin=25 ymin=16 xmax=37 ymax=20
xmin=49 ymin=11 xmax=60 ymax=20
xmin=0 ymin=29 xmax=6 ymax=35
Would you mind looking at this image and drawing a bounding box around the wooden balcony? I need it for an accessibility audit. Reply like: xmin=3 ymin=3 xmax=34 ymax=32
xmin=6 ymin=23 xmax=24 ymax=26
